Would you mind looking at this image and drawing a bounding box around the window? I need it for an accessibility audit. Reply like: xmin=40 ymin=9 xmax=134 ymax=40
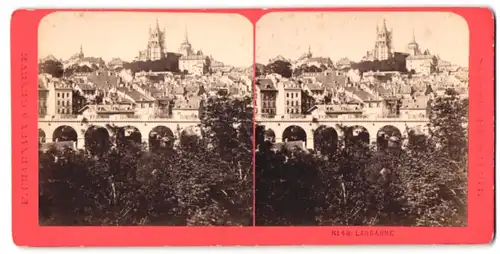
xmin=57 ymin=101 xmax=60 ymax=106
xmin=287 ymin=108 xmax=289 ymax=114
xmin=286 ymin=93 xmax=289 ymax=98
xmin=62 ymin=93 xmax=65 ymax=98
xmin=57 ymin=93 xmax=60 ymax=98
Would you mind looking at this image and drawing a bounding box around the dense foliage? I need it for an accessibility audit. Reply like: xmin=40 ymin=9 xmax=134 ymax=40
xmin=293 ymin=64 xmax=328 ymax=77
xmin=256 ymin=89 xmax=468 ymax=226
xmin=264 ymin=60 xmax=293 ymax=78
xmin=64 ymin=64 xmax=98 ymax=77
xmin=39 ymin=59 xmax=64 ymax=78
xmin=350 ymin=53 xmax=409 ymax=74
xmin=123 ymin=54 xmax=181 ymax=74
xmin=39 ymin=95 xmax=253 ymax=226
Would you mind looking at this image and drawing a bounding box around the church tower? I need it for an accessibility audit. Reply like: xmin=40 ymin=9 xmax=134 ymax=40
xmin=373 ymin=18 xmax=393 ymax=61
xmin=406 ymin=29 xmax=421 ymax=56
xmin=146 ymin=19 xmax=167 ymax=61
xmin=178 ymin=25 xmax=194 ymax=56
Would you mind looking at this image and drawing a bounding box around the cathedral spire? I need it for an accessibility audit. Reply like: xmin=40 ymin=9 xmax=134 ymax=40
xmin=79 ymin=44 xmax=84 ymax=58
xmin=155 ymin=18 xmax=160 ymax=30
xmin=377 ymin=18 xmax=388 ymax=33
xmin=184 ymin=24 xmax=189 ymax=43
xmin=411 ymin=28 xmax=416 ymax=43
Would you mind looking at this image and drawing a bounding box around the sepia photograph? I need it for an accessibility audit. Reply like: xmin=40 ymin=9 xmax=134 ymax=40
xmin=37 ymin=12 xmax=254 ymax=226
xmin=255 ymin=12 xmax=469 ymax=226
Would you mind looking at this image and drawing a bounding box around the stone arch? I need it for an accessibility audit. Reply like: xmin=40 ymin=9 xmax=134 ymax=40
xmin=52 ymin=125 xmax=78 ymax=146
xmin=180 ymin=126 xmax=201 ymax=148
xmin=376 ymin=125 xmax=403 ymax=150
xmin=345 ymin=125 xmax=370 ymax=145
xmin=314 ymin=125 xmax=338 ymax=154
xmin=117 ymin=125 xmax=142 ymax=145
xmin=85 ymin=125 xmax=110 ymax=155
xmin=282 ymin=125 xmax=307 ymax=146
xmin=38 ymin=128 xmax=46 ymax=144
xmin=149 ymin=125 xmax=175 ymax=151
xmin=264 ymin=128 xmax=276 ymax=143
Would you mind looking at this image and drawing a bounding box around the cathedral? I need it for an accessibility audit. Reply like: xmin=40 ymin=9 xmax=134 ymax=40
xmin=137 ymin=19 xmax=167 ymax=61
xmin=405 ymin=29 xmax=437 ymax=75
xmin=363 ymin=18 xmax=394 ymax=61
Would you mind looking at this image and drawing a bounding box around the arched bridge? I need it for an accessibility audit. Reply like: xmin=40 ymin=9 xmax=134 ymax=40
xmin=256 ymin=115 xmax=429 ymax=150
xmin=38 ymin=117 xmax=202 ymax=150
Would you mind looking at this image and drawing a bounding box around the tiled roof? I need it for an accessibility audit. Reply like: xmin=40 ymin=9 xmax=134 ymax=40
xmin=353 ymin=89 xmax=379 ymax=102
xmin=77 ymin=83 xmax=95 ymax=90
xmin=53 ymin=79 xmax=72 ymax=89
xmin=373 ymin=85 xmax=392 ymax=96
xmin=87 ymin=72 xmax=119 ymax=89
xmin=401 ymin=96 xmax=429 ymax=110
xmin=315 ymin=74 xmax=348 ymax=88
xmin=283 ymin=80 xmax=301 ymax=90
xmin=257 ymin=79 xmax=276 ymax=91
xmin=306 ymin=82 xmax=323 ymax=91
xmin=117 ymin=87 xmax=154 ymax=102
xmin=174 ymin=96 xmax=201 ymax=110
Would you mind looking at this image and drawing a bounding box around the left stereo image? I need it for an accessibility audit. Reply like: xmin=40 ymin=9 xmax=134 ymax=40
xmin=37 ymin=11 xmax=254 ymax=226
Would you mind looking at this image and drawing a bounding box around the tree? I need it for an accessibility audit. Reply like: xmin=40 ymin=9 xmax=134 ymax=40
xmin=428 ymin=88 xmax=468 ymax=163
xmin=256 ymin=96 xmax=468 ymax=226
xmin=301 ymin=90 xmax=315 ymax=114
xmin=39 ymin=59 xmax=64 ymax=78
xmin=266 ymin=60 xmax=292 ymax=78
xmin=255 ymin=145 xmax=320 ymax=226
xmin=124 ymin=55 xmax=181 ymax=73
xmin=255 ymin=63 xmax=267 ymax=77
xmin=40 ymin=95 xmax=253 ymax=226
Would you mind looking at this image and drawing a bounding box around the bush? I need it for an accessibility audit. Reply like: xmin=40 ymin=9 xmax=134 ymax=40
xmin=256 ymin=90 xmax=468 ymax=226
xmin=39 ymin=95 xmax=253 ymax=226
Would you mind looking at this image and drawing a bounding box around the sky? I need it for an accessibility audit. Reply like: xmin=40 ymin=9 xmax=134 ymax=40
xmin=256 ymin=12 xmax=469 ymax=67
xmin=38 ymin=12 xmax=253 ymax=67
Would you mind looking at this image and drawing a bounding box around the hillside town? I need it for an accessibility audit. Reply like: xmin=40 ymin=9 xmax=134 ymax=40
xmin=38 ymin=20 xmax=252 ymax=125
xmin=38 ymin=14 xmax=254 ymax=227
xmin=255 ymin=18 xmax=468 ymax=125
xmin=255 ymin=14 xmax=469 ymax=227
